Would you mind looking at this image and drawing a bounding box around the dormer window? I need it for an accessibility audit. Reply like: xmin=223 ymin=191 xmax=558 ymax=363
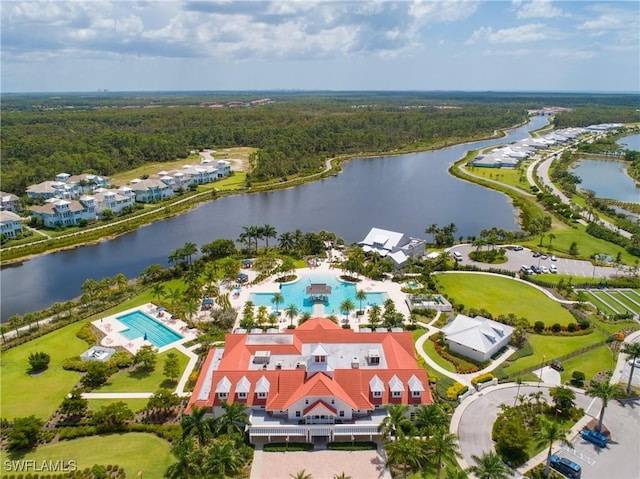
xmin=392 ymin=390 xmax=402 ymax=398
xmin=257 ymin=392 xmax=267 ymax=399
xmin=373 ymin=391 xmax=382 ymax=398
xmin=218 ymin=392 xmax=228 ymax=399
xmin=315 ymin=355 xmax=326 ymax=363
xmin=238 ymin=392 xmax=247 ymax=399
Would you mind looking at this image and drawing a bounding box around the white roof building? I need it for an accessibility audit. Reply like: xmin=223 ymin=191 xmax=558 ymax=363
xmin=441 ymin=314 xmax=514 ymax=362
xmin=359 ymin=227 xmax=426 ymax=269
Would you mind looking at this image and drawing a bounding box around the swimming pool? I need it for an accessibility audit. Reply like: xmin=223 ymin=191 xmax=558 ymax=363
xmin=117 ymin=310 xmax=183 ymax=348
xmin=250 ymin=273 xmax=387 ymax=314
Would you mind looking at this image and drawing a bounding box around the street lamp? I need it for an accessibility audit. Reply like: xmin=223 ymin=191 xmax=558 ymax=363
xmin=538 ymin=355 xmax=546 ymax=388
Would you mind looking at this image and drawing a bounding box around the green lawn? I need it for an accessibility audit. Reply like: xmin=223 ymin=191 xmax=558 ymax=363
xmin=520 ymin=223 xmax=636 ymax=265
xmin=0 ymin=323 xmax=87 ymax=420
xmin=503 ymin=331 xmax=608 ymax=376
xmin=87 ymin=398 xmax=151 ymax=413
xmin=590 ymin=317 xmax=640 ymax=335
xmin=583 ymin=291 xmax=618 ymax=315
xmin=1 ymin=433 xmax=174 ymax=477
xmin=590 ymin=291 xmax=623 ymax=314
xmin=98 ymin=348 xmax=189 ymax=393
xmin=436 ymin=273 xmax=575 ymax=326
xmin=609 ymin=291 xmax=640 ymax=315
xmin=417 ymin=332 xmax=457 ymax=373
xmin=559 ymin=345 xmax=616 ymax=383
xmin=467 ymin=165 xmax=530 ymax=192
xmin=532 ymin=274 xmax=605 ymax=286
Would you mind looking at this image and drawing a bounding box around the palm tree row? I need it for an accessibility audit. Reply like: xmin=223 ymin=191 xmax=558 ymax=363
xmin=238 ymin=224 xmax=277 ymax=253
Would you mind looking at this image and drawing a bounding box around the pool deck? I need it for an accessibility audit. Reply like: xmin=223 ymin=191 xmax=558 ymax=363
xmin=228 ymin=259 xmax=410 ymax=331
xmin=92 ymin=303 xmax=199 ymax=354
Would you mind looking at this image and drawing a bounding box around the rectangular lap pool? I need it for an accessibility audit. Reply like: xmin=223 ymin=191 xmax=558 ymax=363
xmin=117 ymin=310 xmax=183 ymax=348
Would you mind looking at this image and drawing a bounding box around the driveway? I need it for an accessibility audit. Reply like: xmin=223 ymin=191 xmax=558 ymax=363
xmin=452 ymin=384 xmax=640 ymax=479
xmin=448 ymin=244 xmax=616 ymax=279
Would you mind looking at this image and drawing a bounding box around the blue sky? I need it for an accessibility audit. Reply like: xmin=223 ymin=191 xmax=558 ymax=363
xmin=2 ymin=0 xmax=639 ymax=92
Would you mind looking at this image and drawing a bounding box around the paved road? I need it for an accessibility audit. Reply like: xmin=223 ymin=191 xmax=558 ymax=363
xmin=449 ymin=244 xmax=616 ymax=279
xmin=453 ymin=385 xmax=640 ymax=479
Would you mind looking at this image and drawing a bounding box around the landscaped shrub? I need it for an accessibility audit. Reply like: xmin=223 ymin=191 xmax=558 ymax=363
xmin=567 ymin=323 xmax=577 ymax=332
xmin=327 ymin=441 xmax=377 ymax=450
xmin=471 ymin=373 xmax=495 ymax=386
xmin=28 ymin=351 xmax=51 ymax=372
xmin=551 ymin=323 xmax=562 ymax=333
xmin=263 ymin=442 xmax=314 ymax=452
xmin=571 ymin=371 xmax=586 ymax=387
xmin=76 ymin=324 xmax=97 ymax=345
xmin=533 ymin=321 xmax=545 ymax=333
xmin=62 ymin=356 xmax=89 ymax=372
xmin=108 ymin=351 xmax=133 ymax=369
xmin=445 ymin=382 xmax=468 ymax=400
xmin=57 ymin=425 xmax=98 ymax=441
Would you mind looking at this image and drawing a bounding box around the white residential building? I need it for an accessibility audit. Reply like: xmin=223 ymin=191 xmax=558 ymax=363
xmin=0 ymin=191 xmax=21 ymax=212
xmin=0 ymin=210 xmax=23 ymax=238
xmin=82 ymin=190 xmax=135 ymax=216
xmin=30 ymin=198 xmax=97 ymax=228
xmin=129 ymin=179 xmax=174 ymax=203
xmin=441 ymin=314 xmax=514 ymax=362
xmin=359 ymin=227 xmax=426 ymax=269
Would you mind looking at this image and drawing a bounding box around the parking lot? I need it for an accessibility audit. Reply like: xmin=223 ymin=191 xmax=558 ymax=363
xmin=449 ymin=245 xmax=616 ymax=279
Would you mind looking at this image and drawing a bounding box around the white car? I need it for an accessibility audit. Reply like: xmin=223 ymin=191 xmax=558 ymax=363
xmin=540 ymin=266 xmax=549 ymax=274
xmin=628 ymin=358 xmax=640 ymax=368
xmin=551 ymin=255 xmax=557 ymax=261
xmin=549 ymin=265 xmax=558 ymax=273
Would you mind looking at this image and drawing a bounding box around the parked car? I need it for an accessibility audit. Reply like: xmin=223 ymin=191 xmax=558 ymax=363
xmin=551 ymin=255 xmax=557 ymax=261
xmin=532 ymin=251 xmax=541 ymax=258
xmin=541 ymin=254 xmax=548 ymax=260
xmin=521 ymin=265 xmax=533 ymax=275
xmin=581 ymin=428 xmax=607 ymax=448
xmin=540 ymin=266 xmax=549 ymax=274
xmin=550 ymin=359 xmax=564 ymax=371
xmin=513 ymin=245 xmax=524 ymax=251
xmin=531 ymin=265 xmax=542 ymax=274
xmin=628 ymin=357 xmax=640 ymax=368
xmin=550 ymin=264 xmax=558 ymax=273
xmin=550 ymin=455 xmax=582 ymax=479
xmin=453 ymin=251 xmax=463 ymax=261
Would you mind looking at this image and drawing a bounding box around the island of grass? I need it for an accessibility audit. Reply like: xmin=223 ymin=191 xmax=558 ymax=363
xmin=436 ymin=272 xmax=575 ymax=326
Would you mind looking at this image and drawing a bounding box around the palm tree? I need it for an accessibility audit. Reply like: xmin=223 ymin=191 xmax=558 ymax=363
xmin=113 ymin=273 xmax=128 ymax=292
xmin=262 ymin=224 xmax=277 ymax=249
xmin=298 ymin=311 xmax=312 ymax=325
xmin=290 ymin=470 xmax=313 ymax=479
xmin=8 ymin=315 xmax=22 ymax=337
xmin=534 ymin=418 xmax=570 ymax=478
xmin=587 ymin=380 xmax=616 ymax=432
xmin=445 ymin=469 xmax=469 ymax=479
xmin=622 ymin=341 xmax=640 ymax=394
xmin=547 ymin=233 xmax=556 ymax=250
xmin=213 ymin=401 xmax=249 ymax=438
xmin=429 ymin=427 xmax=462 ymax=479
xmin=183 ymin=298 xmax=199 ymax=324
xmin=278 ymin=231 xmax=296 ymax=253
xmin=285 ymin=304 xmax=300 ymax=327
xmin=164 ymin=438 xmax=203 ymax=479
xmin=426 ymin=223 xmax=439 ymax=245
xmin=204 ymin=439 xmax=244 ymax=478
xmin=151 ymin=283 xmax=165 ymax=306
xmin=182 ymin=242 xmax=198 ymax=265
xmin=271 ymin=292 xmax=284 ymax=315
xmin=355 ymin=289 xmax=367 ymax=314
xmin=378 ymin=404 xmax=413 ymax=441
xmin=467 ymin=451 xmax=513 ymax=479
xmin=385 ymin=436 xmax=428 ymax=479
xmin=369 ymin=304 xmax=381 ymax=327
xmin=166 ymin=287 xmax=183 ymax=317
xmin=339 ymin=298 xmax=355 ymax=323
xmin=181 ymin=404 xmax=213 ymax=449
xmin=413 ymin=404 xmax=447 ymax=439
xmin=333 ymin=474 xmax=352 ymax=479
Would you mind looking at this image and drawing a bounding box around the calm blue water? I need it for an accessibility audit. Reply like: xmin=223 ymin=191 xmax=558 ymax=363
xmin=250 ymin=273 xmax=387 ymax=314
xmin=617 ymin=133 xmax=640 ymax=151
xmin=571 ymin=159 xmax=639 ymax=203
xmin=117 ymin=310 xmax=183 ymax=347
xmin=0 ymin=115 xmax=549 ymax=321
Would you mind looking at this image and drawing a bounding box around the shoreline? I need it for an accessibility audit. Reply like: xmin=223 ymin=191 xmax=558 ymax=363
xmin=0 ymin=121 xmax=528 ymax=268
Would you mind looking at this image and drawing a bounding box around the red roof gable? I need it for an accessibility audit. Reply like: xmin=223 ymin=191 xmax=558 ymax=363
xmin=303 ymin=400 xmax=337 ymax=416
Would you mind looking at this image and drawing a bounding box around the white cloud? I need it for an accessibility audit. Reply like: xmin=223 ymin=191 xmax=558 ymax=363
xmin=515 ymin=0 xmax=564 ymax=19
xmin=467 ymin=23 xmax=549 ymax=44
xmin=547 ymin=49 xmax=595 ymax=60
xmin=409 ymin=0 xmax=479 ymax=24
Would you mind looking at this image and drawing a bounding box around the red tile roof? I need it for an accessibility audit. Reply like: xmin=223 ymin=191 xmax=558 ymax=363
xmin=187 ymin=318 xmax=433 ymax=414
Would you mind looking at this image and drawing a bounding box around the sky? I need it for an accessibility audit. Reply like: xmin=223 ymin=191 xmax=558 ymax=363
xmin=1 ymin=0 xmax=639 ymax=93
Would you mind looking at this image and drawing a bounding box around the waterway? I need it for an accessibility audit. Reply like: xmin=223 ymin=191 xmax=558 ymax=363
xmin=571 ymin=159 xmax=639 ymax=203
xmin=0 ymin=115 xmax=549 ymax=321
xmin=617 ymin=133 xmax=640 ymax=151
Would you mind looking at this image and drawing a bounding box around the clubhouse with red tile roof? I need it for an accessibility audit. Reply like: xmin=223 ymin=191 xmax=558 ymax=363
xmin=188 ymin=317 xmax=432 ymax=444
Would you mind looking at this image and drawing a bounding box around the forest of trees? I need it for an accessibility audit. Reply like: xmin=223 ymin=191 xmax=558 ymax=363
xmin=2 ymin=92 xmax=638 ymax=195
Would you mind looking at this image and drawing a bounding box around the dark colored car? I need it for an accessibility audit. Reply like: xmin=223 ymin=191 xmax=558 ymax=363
xmin=513 ymin=245 xmax=524 ymax=251
xmin=531 ymin=265 xmax=542 ymax=274
xmin=550 ymin=455 xmax=581 ymax=479
xmin=532 ymin=251 xmax=541 ymax=258
xmin=550 ymin=359 xmax=564 ymax=371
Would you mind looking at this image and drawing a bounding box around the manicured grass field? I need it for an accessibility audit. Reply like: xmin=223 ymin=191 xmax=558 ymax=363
xmin=467 ymin=165 xmax=530 ymax=192
xmin=436 ymin=273 xmax=575 ymax=326
xmin=0 ymin=433 xmax=174 ymax=477
xmin=503 ymin=330 xmax=608 ymax=376
xmin=559 ymin=345 xmax=615 ymax=382
xmin=87 ymin=398 xmax=150 ymax=413
xmin=583 ymin=291 xmax=618 ymax=315
xmin=98 ymin=348 xmax=189 ymax=393
xmin=590 ymin=317 xmax=639 ymax=335
xmin=609 ymin=291 xmax=640 ymax=315
xmin=0 ymin=323 xmax=87 ymax=420
xmin=590 ymin=291 xmax=623 ymax=314
xmin=416 ymin=332 xmax=457 ymax=373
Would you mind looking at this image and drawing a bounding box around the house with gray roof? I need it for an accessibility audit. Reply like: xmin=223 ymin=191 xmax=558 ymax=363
xmin=441 ymin=314 xmax=513 ymax=362
xmin=0 ymin=210 xmax=23 ymax=239
xmin=359 ymin=227 xmax=426 ymax=269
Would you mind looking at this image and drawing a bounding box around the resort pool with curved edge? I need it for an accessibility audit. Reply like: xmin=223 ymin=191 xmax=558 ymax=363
xmin=250 ymin=273 xmax=387 ymax=314
xmin=117 ymin=310 xmax=183 ymax=348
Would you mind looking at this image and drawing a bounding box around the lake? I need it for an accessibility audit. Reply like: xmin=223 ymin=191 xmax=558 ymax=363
xmin=617 ymin=133 xmax=640 ymax=151
xmin=572 ymin=159 xmax=639 ymax=203
xmin=0 ymin=115 xmax=548 ymax=321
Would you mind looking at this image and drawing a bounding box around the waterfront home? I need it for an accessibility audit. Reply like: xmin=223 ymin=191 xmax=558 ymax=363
xmin=30 ymin=198 xmax=97 ymax=228
xmin=128 ymin=178 xmax=174 ymax=203
xmin=157 ymin=160 xmax=232 ymax=191
xmin=26 ymin=181 xmax=77 ymax=200
xmin=0 ymin=191 xmax=21 ymax=212
xmin=188 ymin=318 xmax=432 ymax=445
xmin=359 ymin=227 xmax=426 ymax=268
xmin=0 ymin=210 xmax=23 ymax=238
xmin=441 ymin=314 xmax=513 ymax=362
xmin=81 ymin=189 xmax=135 ymax=216
xmin=67 ymin=173 xmax=111 ymax=193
